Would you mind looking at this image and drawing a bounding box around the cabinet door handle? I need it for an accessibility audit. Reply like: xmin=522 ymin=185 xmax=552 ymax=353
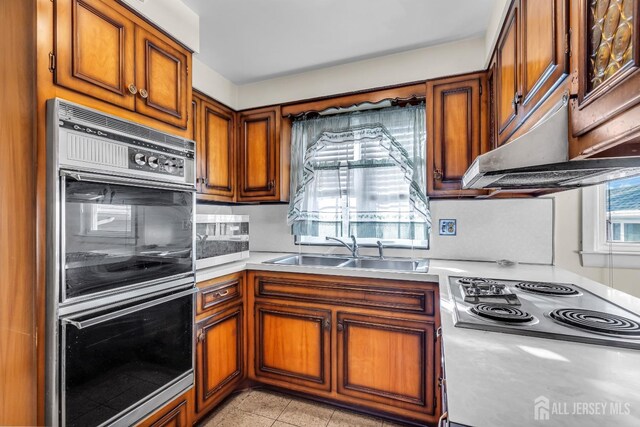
xmin=434 ymin=169 xmax=443 ymax=180
xmin=128 ymin=84 xmax=138 ymax=95
xmin=216 ymin=289 xmax=230 ymax=298
xmin=267 ymin=180 xmax=275 ymax=190
xmin=323 ymin=319 xmax=331 ymax=331
xmin=139 ymin=88 xmax=149 ymax=99
xmin=337 ymin=322 xmax=344 ymax=332
xmin=512 ymin=92 xmax=522 ymax=112
xmin=197 ymin=330 xmax=205 ymax=343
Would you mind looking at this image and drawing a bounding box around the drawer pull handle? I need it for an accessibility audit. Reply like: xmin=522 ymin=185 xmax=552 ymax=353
xmin=128 ymin=83 xmax=138 ymax=95
xmin=216 ymin=289 xmax=230 ymax=297
xmin=139 ymin=88 xmax=149 ymax=99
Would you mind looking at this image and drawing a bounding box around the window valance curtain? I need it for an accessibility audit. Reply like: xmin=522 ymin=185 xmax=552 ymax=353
xmin=287 ymin=104 xmax=430 ymax=240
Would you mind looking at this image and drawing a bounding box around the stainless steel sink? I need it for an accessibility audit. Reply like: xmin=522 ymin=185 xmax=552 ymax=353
xmin=266 ymin=255 xmax=352 ymax=267
xmin=341 ymin=258 xmax=427 ymax=271
xmin=265 ymin=255 xmax=428 ymax=272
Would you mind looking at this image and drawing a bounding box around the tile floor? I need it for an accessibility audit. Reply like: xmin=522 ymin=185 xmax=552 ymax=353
xmin=199 ymin=389 xmax=409 ymax=427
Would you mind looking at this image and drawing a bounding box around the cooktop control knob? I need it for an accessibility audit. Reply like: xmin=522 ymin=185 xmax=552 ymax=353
xmin=148 ymin=156 xmax=159 ymax=169
xmin=134 ymin=153 xmax=147 ymax=166
xmin=164 ymin=159 xmax=177 ymax=173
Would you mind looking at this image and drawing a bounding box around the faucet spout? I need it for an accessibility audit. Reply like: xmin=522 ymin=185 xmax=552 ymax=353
xmin=325 ymin=235 xmax=359 ymax=258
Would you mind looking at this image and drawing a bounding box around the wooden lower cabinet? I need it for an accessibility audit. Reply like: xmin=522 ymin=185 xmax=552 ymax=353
xmin=247 ymin=271 xmax=442 ymax=425
xmin=336 ymin=312 xmax=438 ymax=422
xmin=195 ymin=303 xmax=244 ymax=416
xmin=137 ymin=391 xmax=191 ymax=427
xmin=149 ymin=271 xmax=441 ymax=426
xmin=253 ymin=303 xmax=332 ymax=391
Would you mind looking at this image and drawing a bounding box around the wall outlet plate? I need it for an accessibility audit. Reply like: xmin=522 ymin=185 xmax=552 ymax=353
xmin=439 ymin=219 xmax=456 ymax=236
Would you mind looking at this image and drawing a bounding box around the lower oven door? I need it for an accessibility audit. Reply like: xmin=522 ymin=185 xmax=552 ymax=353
xmin=60 ymin=288 xmax=195 ymax=427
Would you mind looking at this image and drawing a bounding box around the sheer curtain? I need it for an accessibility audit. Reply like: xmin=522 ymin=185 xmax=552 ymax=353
xmin=287 ymin=104 xmax=430 ymax=240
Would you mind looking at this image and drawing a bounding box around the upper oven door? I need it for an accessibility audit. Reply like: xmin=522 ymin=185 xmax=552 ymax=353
xmin=61 ymin=172 xmax=195 ymax=304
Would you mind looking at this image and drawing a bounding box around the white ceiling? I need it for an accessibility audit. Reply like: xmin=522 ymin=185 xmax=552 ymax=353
xmin=182 ymin=0 xmax=497 ymax=84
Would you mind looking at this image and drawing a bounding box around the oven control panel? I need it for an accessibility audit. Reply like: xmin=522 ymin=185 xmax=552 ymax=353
xmin=128 ymin=147 xmax=185 ymax=177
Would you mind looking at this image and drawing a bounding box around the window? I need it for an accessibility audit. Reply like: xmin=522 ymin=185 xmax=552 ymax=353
xmin=581 ymin=175 xmax=640 ymax=267
xmin=80 ymin=204 xmax=134 ymax=238
xmin=287 ymin=104 xmax=429 ymax=248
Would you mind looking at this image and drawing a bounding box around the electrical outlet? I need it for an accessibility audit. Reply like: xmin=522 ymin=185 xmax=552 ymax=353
xmin=439 ymin=219 xmax=456 ymax=236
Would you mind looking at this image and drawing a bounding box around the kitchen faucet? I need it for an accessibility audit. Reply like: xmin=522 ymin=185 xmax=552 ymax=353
xmin=326 ymin=235 xmax=359 ymax=258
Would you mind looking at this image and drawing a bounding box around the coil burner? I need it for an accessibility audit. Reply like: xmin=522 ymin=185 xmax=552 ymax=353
xmin=516 ymin=282 xmax=579 ymax=296
xmin=470 ymin=303 xmax=534 ymax=324
xmin=549 ymin=309 xmax=640 ymax=337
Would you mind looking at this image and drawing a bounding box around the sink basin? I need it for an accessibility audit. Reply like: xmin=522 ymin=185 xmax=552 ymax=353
xmin=265 ymin=255 xmax=428 ymax=272
xmin=266 ymin=255 xmax=352 ymax=267
xmin=342 ymin=258 xmax=427 ymax=272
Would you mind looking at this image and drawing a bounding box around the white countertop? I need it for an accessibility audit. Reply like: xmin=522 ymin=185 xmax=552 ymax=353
xmin=197 ymin=252 xmax=640 ymax=427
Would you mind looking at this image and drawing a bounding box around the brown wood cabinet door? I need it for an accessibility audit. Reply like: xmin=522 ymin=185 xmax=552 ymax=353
xmin=134 ymin=26 xmax=189 ymax=128
xmin=496 ymin=1 xmax=521 ymax=146
xmin=427 ymin=73 xmax=488 ymax=197
xmin=238 ymin=107 xmax=281 ymax=201
xmin=195 ymin=304 xmax=244 ymax=414
xmin=520 ymin=0 xmax=569 ymax=117
xmin=570 ymin=0 xmax=640 ymax=157
xmin=199 ymin=99 xmax=236 ymax=201
xmin=336 ymin=312 xmax=438 ymax=423
xmin=55 ymin=0 xmax=136 ymax=110
xmin=254 ymin=303 xmax=331 ymax=391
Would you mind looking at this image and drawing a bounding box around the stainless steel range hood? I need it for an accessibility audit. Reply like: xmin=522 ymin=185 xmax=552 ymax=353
xmin=462 ymin=94 xmax=640 ymax=190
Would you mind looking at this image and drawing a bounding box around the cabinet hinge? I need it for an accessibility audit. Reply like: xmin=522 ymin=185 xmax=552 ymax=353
xmin=186 ymin=64 xmax=189 ymax=76
xmin=479 ymin=84 xmax=482 ymax=96
xmin=564 ymin=30 xmax=571 ymax=56
xmin=48 ymin=52 xmax=56 ymax=73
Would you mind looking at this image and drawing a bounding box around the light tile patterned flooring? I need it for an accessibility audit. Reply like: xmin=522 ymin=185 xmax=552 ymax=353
xmin=199 ymin=389 xmax=410 ymax=427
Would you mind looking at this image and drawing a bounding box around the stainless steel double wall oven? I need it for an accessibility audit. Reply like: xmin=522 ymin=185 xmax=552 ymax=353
xmin=46 ymin=99 xmax=197 ymax=427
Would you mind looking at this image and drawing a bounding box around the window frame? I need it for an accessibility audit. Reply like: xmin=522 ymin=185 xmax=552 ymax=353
xmin=581 ymin=184 xmax=640 ymax=268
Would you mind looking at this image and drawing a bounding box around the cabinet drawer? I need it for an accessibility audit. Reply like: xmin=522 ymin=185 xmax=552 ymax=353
xmin=254 ymin=275 xmax=435 ymax=316
xmin=197 ymin=273 xmax=243 ymax=315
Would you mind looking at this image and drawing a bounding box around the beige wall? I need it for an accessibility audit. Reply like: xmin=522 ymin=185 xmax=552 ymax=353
xmin=235 ymin=37 xmax=486 ymax=110
xmin=553 ymin=189 xmax=640 ymax=298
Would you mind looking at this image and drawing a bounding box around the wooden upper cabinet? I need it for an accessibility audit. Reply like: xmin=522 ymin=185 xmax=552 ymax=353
xmin=55 ymin=0 xmax=136 ymax=110
xmin=427 ymin=73 xmax=488 ymax=197
xmin=496 ymin=1 xmax=521 ymax=145
xmin=134 ymin=27 xmax=190 ymax=129
xmin=195 ymin=304 xmax=244 ymax=415
xmin=519 ymin=0 xmax=568 ymax=117
xmin=238 ymin=106 xmax=281 ymax=201
xmin=54 ymin=0 xmax=191 ymax=129
xmin=570 ymin=0 xmax=640 ymax=158
xmin=253 ymin=303 xmax=331 ymax=392
xmin=199 ymin=98 xmax=236 ymax=201
xmin=336 ymin=312 xmax=438 ymax=424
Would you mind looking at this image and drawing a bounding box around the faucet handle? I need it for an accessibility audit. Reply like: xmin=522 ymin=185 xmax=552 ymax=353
xmin=376 ymin=240 xmax=385 ymax=259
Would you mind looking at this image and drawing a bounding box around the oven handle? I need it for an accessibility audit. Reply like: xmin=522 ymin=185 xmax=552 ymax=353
xmin=60 ymin=170 xmax=196 ymax=192
xmin=61 ymin=287 xmax=197 ymax=330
